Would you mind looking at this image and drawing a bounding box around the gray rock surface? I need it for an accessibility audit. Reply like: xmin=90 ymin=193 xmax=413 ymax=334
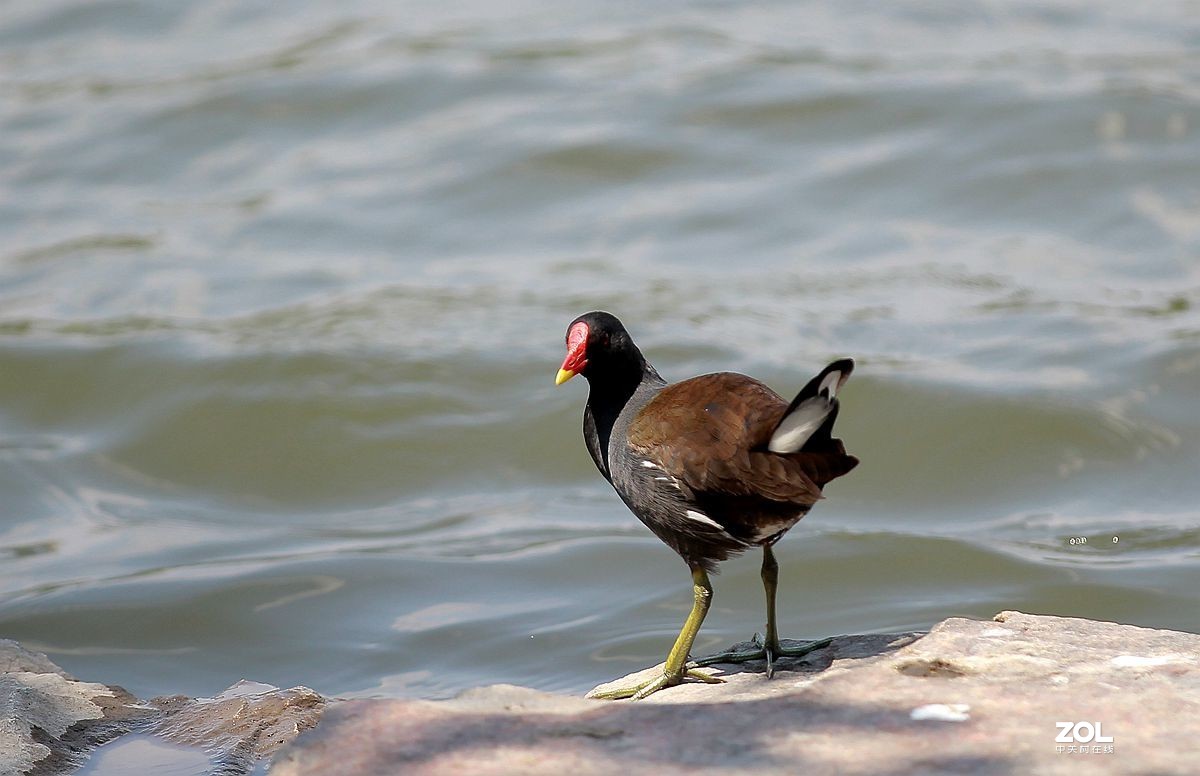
xmin=0 ymin=640 xmax=150 ymax=776
xmin=273 ymin=612 xmax=1200 ymax=776
xmin=0 ymin=642 xmax=324 ymax=776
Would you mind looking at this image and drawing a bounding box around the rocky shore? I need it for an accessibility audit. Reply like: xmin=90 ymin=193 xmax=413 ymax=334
xmin=0 ymin=640 xmax=322 ymax=776
xmin=3 ymin=611 xmax=1197 ymax=775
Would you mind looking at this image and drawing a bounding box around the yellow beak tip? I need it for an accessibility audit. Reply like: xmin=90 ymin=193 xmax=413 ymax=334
xmin=555 ymin=368 xmax=576 ymax=386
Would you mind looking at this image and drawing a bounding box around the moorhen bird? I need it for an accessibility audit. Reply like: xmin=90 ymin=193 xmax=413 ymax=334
xmin=557 ymin=311 xmax=858 ymax=700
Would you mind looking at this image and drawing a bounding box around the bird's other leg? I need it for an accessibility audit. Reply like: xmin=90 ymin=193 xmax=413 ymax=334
xmin=694 ymin=545 xmax=831 ymax=677
xmin=588 ymin=565 xmax=724 ymax=700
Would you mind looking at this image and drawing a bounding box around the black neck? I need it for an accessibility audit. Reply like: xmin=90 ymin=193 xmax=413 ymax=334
xmin=585 ymin=358 xmax=662 ymax=472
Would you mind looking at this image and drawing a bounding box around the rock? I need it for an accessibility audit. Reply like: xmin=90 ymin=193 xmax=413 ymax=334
xmin=0 ymin=641 xmax=68 ymax=678
xmin=0 ymin=641 xmax=151 ymax=776
xmin=0 ymin=642 xmax=324 ymax=776
xmin=147 ymin=680 xmax=325 ymax=772
xmin=273 ymin=612 xmax=1200 ymax=776
xmin=6 ymin=614 xmax=1198 ymax=774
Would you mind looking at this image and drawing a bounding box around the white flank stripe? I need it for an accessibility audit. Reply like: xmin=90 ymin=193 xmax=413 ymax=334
xmin=685 ymin=510 xmax=724 ymax=530
xmin=640 ymin=460 xmax=659 ymax=469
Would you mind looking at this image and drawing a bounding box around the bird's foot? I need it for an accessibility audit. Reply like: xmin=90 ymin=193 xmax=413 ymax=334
xmin=693 ymin=634 xmax=833 ymax=678
xmin=586 ymin=667 xmax=724 ymax=701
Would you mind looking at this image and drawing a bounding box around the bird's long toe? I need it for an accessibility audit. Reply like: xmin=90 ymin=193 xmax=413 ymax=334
xmin=694 ymin=635 xmax=832 ymax=678
xmin=586 ymin=667 xmax=724 ymax=701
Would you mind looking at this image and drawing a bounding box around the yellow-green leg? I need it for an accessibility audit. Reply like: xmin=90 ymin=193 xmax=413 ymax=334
xmin=694 ymin=545 xmax=831 ymax=677
xmin=589 ymin=565 xmax=725 ymax=700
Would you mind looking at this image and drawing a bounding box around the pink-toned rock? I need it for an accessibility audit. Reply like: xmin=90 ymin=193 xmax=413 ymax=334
xmin=272 ymin=612 xmax=1200 ymax=776
xmin=147 ymin=680 xmax=325 ymax=771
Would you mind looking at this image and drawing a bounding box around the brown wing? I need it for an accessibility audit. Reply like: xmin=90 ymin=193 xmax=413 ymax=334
xmin=626 ymin=372 xmax=833 ymax=505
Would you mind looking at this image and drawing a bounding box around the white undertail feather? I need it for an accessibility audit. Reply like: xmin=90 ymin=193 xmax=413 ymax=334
xmin=767 ymin=368 xmax=844 ymax=454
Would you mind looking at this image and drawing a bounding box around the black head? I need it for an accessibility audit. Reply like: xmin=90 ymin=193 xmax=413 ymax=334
xmin=556 ymin=311 xmax=647 ymax=386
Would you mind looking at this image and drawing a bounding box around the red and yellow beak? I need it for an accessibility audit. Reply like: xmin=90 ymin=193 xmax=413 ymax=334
xmin=556 ymin=321 xmax=589 ymax=385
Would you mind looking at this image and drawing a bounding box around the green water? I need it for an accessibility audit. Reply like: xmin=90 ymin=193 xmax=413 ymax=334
xmin=1 ymin=0 xmax=1198 ymax=714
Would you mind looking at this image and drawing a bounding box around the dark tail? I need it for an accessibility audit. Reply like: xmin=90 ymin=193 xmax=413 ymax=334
xmin=767 ymin=358 xmax=854 ymax=454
